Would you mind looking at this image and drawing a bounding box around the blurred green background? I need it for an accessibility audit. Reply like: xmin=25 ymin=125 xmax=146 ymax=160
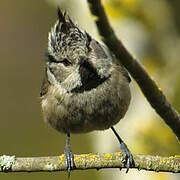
xmin=0 ymin=0 xmax=179 ymax=180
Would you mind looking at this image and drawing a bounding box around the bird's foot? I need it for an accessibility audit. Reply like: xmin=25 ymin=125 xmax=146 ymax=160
xmin=111 ymin=127 xmax=134 ymax=173
xmin=120 ymin=141 xmax=134 ymax=173
xmin=64 ymin=146 xmax=75 ymax=178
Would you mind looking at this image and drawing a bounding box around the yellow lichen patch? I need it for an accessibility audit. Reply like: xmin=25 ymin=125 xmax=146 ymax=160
xmin=174 ymin=155 xmax=180 ymax=158
xmin=89 ymin=155 xmax=96 ymax=160
xmin=160 ymin=159 xmax=166 ymax=163
xmin=59 ymin=154 xmax=64 ymax=164
xmin=105 ymin=153 xmax=113 ymax=160
xmin=74 ymin=155 xmax=79 ymax=161
xmin=80 ymin=154 xmax=88 ymax=158
xmin=115 ymin=152 xmax=123 ymax=156
xmin=74 ymin=155 xmax=83 ymax=163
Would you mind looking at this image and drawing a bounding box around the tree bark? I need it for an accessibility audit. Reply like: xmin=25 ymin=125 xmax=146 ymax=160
xmin=0 ymin=153 xmax=180 ymax=173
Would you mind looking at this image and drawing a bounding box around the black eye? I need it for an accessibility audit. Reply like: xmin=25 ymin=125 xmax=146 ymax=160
xmin=46 ymin=53 xmax=59 ymax=63
xmin=61 ymin=58 xmax=72 ymax=66
xmin=45 ymin=53 xmax=71 ymax=66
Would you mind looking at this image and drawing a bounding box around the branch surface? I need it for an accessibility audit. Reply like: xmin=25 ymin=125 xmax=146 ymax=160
xmin=87 ymin=0 xmax=180 ymax=141
xmin=0 ymin=153 xmax=180 ymax=173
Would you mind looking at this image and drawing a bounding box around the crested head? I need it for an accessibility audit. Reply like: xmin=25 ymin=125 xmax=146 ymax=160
xmin=46 ymin=8 xmax=116 ymax=88
xmin=48 ymin=8 xmax=90 ymax=62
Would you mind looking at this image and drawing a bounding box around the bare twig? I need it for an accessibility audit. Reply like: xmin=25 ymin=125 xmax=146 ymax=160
xmin=87 ymin=0 xmax=180 ymax=141
xmin=0 ymin=153 xmax=180 ymax=173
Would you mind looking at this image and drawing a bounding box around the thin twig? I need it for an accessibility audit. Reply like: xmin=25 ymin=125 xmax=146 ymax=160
xmin=87 ymin=0 xmax=180 ymax=141
xmin=0 ymin=153 xmax=180 ymax=173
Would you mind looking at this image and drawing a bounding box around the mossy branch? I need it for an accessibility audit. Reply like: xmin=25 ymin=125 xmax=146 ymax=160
xmin=0 ymin=153 xmax=180 ymax=173
xmin=86 ymin=0 xmax=180 ymax=141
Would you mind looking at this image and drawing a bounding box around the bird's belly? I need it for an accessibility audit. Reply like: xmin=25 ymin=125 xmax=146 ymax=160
xmin=43 ymin=99 xmax=120 ymax=134
xmin=41 ymin=81 xmax=130 ymax=134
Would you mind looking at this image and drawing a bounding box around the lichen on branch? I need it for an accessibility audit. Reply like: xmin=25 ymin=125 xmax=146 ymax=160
xmin=0 ymin=153 xmax=179 ymax=173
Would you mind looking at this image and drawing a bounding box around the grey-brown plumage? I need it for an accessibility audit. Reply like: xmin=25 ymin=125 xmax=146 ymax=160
xmin=40 ymin=9 xmax=133 ymax=176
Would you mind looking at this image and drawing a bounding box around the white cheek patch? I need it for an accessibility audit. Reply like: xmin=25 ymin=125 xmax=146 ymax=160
xmin=47 ymin=65 xmax=82 ymax=94
xmin=60 ymin=68 xmax=82 ymax=92
xmin=46 ymin=66 xmax=59 ymax=86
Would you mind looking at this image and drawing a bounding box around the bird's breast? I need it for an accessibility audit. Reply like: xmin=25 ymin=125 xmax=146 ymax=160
xmin=41 ymin=69 xmax=131 ymax=134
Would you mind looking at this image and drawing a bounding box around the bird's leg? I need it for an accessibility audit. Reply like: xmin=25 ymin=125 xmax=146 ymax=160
xmin=111 ymin=126 xmax=134 ymax=173
xmin=64 ymin=133 xmax=75 ymax=177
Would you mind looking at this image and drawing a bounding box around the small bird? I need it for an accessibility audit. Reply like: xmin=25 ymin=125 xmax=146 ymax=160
xmin=40 ymin=8 xmax=133 ymax=177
